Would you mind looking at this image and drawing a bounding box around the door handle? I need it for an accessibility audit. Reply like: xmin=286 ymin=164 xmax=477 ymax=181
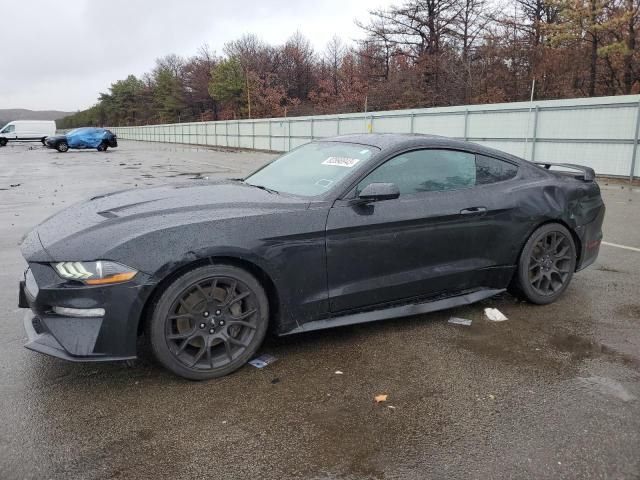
xmin=460 ymin=206 xmax=487 ymax=215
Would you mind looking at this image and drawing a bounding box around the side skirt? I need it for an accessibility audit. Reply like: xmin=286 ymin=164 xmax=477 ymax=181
xmin=283 ymin=288 xmax=504 ymax=335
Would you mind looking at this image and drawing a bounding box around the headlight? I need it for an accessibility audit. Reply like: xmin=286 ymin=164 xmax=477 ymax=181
xmin=53 ymin=261 xmax=137 ymax=285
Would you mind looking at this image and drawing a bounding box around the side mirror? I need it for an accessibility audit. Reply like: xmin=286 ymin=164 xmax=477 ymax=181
xmin=358 ymin=182 xmax=400 ymax=202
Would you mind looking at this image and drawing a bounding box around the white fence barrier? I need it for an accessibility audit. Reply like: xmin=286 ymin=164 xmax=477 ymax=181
xmin=111 ymin=94 xmax=640 ymax=179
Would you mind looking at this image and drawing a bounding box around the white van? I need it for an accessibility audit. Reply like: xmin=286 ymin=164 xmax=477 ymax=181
xmin=0 ymin=120 xmax=57 ymax=146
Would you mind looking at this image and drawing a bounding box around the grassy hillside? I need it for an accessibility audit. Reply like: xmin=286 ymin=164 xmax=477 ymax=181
xmin=0 ymin=109 xmax=73 ymax=126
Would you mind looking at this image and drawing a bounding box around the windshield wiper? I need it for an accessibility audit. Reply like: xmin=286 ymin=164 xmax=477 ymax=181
xmin=245 ymin=183 xmax=279 ymax=195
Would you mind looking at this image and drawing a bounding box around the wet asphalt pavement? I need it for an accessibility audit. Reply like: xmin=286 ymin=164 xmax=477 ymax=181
xmin=0 ymin=141 xmax=639 ymax=479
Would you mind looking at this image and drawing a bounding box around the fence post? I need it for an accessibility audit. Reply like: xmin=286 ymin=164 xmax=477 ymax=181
xmin=337 ymin=116 xmax=341 ymax=135
xmin=310 ymin=118 xmax=314 ymax=140
xmin=410 ymin=112 xmax=415 ymax=134
xmin=530 ymin=106 xmax=539 ymax=161
xmin=252 ymin=121 xmax=255 ymax=150
xmin=268 ymin=120 xmax=272 ymax=151
xmin=287 ymin=119 xmax=291 ymax=151
xmin=463 ymin=109 xmax=469 ymax=141
xmin=630 ymin=101 xmax=640 ymax=183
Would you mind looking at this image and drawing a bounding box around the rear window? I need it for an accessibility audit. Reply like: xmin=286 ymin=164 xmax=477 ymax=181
xmin=475 ymin=155 xmax=518 ymax=184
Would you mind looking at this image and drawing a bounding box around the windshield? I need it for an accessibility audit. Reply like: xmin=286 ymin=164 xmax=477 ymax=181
xmin=245 ymin=141 xmax=379 ymax=197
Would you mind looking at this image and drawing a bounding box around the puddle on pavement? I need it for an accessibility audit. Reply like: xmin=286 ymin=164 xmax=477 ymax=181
xmin=550 ymin=333 xmax=640 ymax=369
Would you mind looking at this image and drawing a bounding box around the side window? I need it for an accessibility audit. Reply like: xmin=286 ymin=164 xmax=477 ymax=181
xmin=1 ymin=125 xmax=15 ymax=133
xmin=476 ymin=155 xmax=518 ymax=184
xmin=358 ymin=149 xmax=476 ymax=195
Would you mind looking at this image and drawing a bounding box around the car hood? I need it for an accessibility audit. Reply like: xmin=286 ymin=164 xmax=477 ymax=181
xmin=21 ymin=180 xmax=309 ymax=262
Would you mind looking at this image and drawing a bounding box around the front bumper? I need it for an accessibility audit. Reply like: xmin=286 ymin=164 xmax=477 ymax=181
xmin=19 ymin=263 xmax=154 ymax=362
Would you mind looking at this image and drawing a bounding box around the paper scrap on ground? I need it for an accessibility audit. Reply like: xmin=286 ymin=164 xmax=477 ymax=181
xmin=484 ymin=308 xmax=508 ymax=322
xmin=334 ymin=370 xmax=344 ymax=375
xmin=249 ymin=354 xmax=277 ymax=369
xmin=448 ymin=317 xmax=472 ymax=326
xmin=374 ymin=394 xmax=388 ymax=403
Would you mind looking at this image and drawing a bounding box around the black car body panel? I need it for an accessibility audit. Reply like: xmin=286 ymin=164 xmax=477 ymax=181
xmin=19 ymin=134 xmax=605 ymax=362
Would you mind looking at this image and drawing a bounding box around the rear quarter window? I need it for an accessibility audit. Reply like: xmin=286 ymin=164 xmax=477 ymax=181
xmin=476 ymin=155 xmax=518 ymax=185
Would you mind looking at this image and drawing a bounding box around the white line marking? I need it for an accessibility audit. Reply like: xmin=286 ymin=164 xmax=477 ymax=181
xmin=601 ymin=241 xmax=640 ymax=253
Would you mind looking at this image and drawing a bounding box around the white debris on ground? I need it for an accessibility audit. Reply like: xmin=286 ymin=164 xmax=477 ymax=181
xmin=484 ymin=308 xmax=508 ymax=322
xmin=448 ymin=317 xmax=472 ymax=326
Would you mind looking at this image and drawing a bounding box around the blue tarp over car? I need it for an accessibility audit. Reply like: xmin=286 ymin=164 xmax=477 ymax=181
xmin=66 ymin=128 xmax=110 ymax=149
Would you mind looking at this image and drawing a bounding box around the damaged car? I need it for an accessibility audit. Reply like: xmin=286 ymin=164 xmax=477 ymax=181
xmin=45 ymin=127 xmax=117 ymax=152
xmin=19 ymin=134 xmax=605 ymax=380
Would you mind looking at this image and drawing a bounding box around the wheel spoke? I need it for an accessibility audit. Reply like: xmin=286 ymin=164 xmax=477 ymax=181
xmin=168 ymin=313 xmax=192 ymax=321
xmin=190 ymin=344 xmax=207 ymax=367
xmin=227 ymin=320 xmax=257 ymax=330
xmin=222 ymin=337 xmax=233 ymax=361
xmin=206 ymin=346 xmax=213 ymax=368
xmin=226 ymin=335 xmax=249 ymax=348
xmin=178 ymin=298 xmax=193 ymax=314
xmin=167 ymin=329 xmax=195 ymax=340
xmin=177 ymin=334 xmax=198 ymax=354
xmin=530 ymin=271 xmax=543 ymax=285
xmin=195 ymin=284 xmax=211 ymax=302
xmin=223 ymin=280 xmax=238 ymax=305
xmin=231 ymin=308 xmax=257 ymax=321
xmin=223 ymin=291 xmax=250 ymax=308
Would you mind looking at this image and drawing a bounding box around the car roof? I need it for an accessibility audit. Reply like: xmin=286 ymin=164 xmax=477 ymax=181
xmin=322 ymin=133 xmax=526 ymax=165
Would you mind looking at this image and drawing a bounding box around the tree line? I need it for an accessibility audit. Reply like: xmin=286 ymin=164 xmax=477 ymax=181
xmin=58 ymin=0 xmax=639 ymax=129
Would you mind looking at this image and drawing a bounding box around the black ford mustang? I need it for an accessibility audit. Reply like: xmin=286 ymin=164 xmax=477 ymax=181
xmin=19 ymin=134 xmax=605 ymax=380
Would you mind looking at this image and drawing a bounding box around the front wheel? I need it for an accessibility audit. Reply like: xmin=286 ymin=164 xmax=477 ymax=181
xmin=41 ymin=137 xmax=46 ymax=145
xmin=148 ymin=264 xmax=269 ymax=380
xmin=0 ymin=138 xmax=7 ymax=147
xmin=56 ymin=141 xmax=69 ymax=153
xmin=510 ymin=223 xmax=576 ymax=304
xmin=97 ymin=142 xmax=107 ymax=152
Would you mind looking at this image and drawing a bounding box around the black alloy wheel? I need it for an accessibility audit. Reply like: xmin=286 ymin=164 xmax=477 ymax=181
xmin=56 ymin=141 xmax=69 ymax=153
xmin=149 ymin=264 xmax=269 ymax=380
xmin=511 ymin=223 xmax=576 ymax=304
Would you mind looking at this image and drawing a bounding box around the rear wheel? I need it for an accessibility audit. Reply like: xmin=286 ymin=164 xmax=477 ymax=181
xmin=56 ymin=141 xmax=68 ymax=153
xmin=41 ymin=137 xmax=46 ymax=145
xmin=511 ymin=223 xmax=576 ymax=304
xmin=148 ymin=264 xmax=269 ymax=380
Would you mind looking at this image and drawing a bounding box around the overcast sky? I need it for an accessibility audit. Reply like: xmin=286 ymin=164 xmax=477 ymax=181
xmin=0 ymin=0 xmax=395 ymax=111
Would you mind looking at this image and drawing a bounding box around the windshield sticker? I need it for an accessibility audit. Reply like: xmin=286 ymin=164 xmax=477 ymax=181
xmin=322 ymin=156 xmax=361 ymax=168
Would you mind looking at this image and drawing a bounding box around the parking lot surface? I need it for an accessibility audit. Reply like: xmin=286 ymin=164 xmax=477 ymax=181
xmin=1 ymin=141 xmax=639 ymax=479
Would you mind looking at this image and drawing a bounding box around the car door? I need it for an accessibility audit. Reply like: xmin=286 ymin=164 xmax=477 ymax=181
xmin=325 ymin=148 xmax=504 ymax=313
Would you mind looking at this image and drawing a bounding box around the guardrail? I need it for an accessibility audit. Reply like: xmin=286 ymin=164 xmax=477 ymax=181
xmin=110 ymin=94 xmax=640 ymax=180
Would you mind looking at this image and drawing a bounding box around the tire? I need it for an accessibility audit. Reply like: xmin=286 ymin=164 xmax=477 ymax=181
xmin=510 ymin=223 xmax=577 ymax=305
xmin=97 ymin=142 xmax=107 ymax=152
xmin=148 ymin=264 xmax=269 ymax=380
xmin=0 ymin=138 xmax=7 ymax=147
xmin=41 ymin=137 xmax=46 ymax=145
xmin=56 ymin=141 xmax=69 ymax=153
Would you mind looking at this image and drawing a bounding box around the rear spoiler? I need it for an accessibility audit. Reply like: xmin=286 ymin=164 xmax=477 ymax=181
xmin=534 ymin=162 xmax=595 ymax=182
